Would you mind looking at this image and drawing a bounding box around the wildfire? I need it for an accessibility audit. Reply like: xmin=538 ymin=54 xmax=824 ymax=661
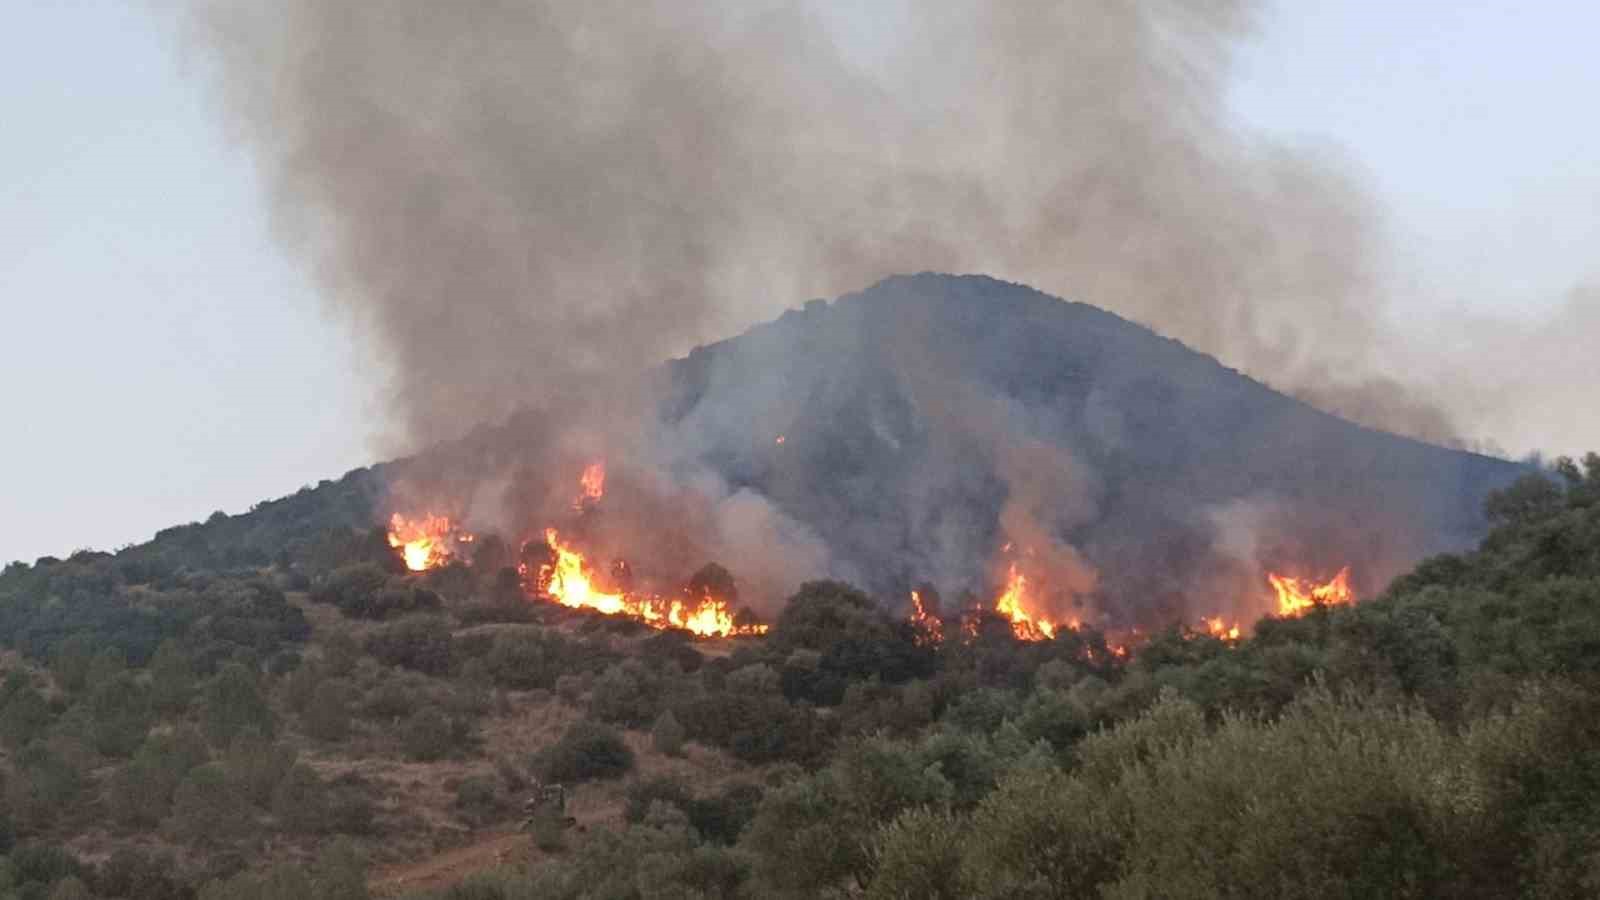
xmin=387 ymin=513 xmax=466 ymax=572
xmin=1269 ymin=567 xmax=1355 ymax=616
xmin=537 ymin=528 xmax=766 ymax=638
xmin=994 ymin=564 xmax=1077 ymax=641
xmin=908 ymin=590 xmax=944 ymax=646
xmin=1200 ymin=616 xmax=1241 ymax=640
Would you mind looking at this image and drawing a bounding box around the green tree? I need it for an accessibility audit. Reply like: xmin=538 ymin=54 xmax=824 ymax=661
xmin=201 ymin=663 xmax=274 ymax=746
xmin=536 ymin=719 xmax=635 ymax=783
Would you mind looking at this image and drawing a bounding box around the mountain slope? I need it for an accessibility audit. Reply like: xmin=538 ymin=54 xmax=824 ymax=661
xmin=654 ymin=274 xmax=1524 ymax=621
xmin=32 ymin=274 xmax=1525 ymax=630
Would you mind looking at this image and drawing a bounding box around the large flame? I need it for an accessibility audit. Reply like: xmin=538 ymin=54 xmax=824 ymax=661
xmin=537 ymin=528 xmax=766 ymax=638
xmin=1269 ymin=567 xmax=1355 ymax=616
xmin=994 ymin=563 xmax=1078 ymax=642
xmin=387 ymin=513 xmax=464 ymax=572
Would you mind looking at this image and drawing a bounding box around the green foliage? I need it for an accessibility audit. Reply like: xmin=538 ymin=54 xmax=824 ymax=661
xmin=744 ymin=736 xmax=952 ymax=895
xmin=588 ymin=661 xmax=663 ymax=727
xmin=366 ymin=617 xmax=454 ymax=675
xmin=84 ymin=672 xmax=153 ymax=757
xmin=867 ymin=807 xmax=968 ymax=900
xmin=148 ymin=639 xmax=197 ymax=713
xmin=482 ymin=629 xmax=603 ymax=691
xmin=7 ymin=740 xmax=90 ymax=834
xmin=201 ymin=663 xmax=275 ymax=746
xmin=0 ymin=686 xmax=53 ymax=749
xmin=534 ymin=720 xmax=635 ymax=783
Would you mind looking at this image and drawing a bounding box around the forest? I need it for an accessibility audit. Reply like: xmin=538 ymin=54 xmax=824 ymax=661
xmin=0 ymin=454 xmax=1596 ymax=899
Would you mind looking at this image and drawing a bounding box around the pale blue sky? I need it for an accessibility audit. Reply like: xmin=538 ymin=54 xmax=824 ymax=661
xmin=3 ymin=1 xmax=1597 ymax=564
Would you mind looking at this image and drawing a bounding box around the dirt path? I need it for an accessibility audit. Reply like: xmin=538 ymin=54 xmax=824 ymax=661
xmin=368 ymin=831 xmax=529 ymax=896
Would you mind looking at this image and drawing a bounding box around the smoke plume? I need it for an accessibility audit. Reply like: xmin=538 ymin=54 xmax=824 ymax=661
xmin=185 ymin=0 xmax=1455 ymax=447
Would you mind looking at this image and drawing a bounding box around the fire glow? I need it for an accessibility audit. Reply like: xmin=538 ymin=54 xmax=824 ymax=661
xmin=387 ymin=513 xmax=466 ymax=572
xmin=994 ymin=563 xmax=1078 ymax=642
xmin=1269 ymin=567 xmax=1355 ymax=616
xmin=536 ymin=528 xmax=765 ymax=638
xmin=909 ymin=590 xmax=944 ymax=646
xmin=574 ymin=462 xmax=606 ymax=510
xmin=1200 ymin=616 xmax=1241 ymax=640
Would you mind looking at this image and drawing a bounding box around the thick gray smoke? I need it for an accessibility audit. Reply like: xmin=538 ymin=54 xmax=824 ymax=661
xmin=184 ymin=0 xmax=1570 ymax=617
xmin=186 ymin=0 xmax=1445 ymax=447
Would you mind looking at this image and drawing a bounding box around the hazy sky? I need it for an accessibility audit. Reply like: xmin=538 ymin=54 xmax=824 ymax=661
xmin=3 ymin=1 xmax=1597 ymax=565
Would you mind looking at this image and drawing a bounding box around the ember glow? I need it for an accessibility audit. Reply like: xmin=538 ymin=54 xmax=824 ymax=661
xmin=1269 ymin=567 xmax=1355 ymax=616
xmin=909 ymin=590 xmax=944 ymax=646
xmin=387 ymin=513 xmax=465 ymax=572
xmin=574 ymin=462 xmax=606 ymax=510
xmin=536 ymin=528 xmax=766 ymax=638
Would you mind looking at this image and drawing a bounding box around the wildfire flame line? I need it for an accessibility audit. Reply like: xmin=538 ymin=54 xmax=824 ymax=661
xmin=537 ymin=528 xmax=766 ymax=638
xmin=1269 ymin=567 xmax=1354 ymax=616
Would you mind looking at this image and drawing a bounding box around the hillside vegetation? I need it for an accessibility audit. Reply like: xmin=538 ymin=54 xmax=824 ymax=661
xmin=0 ymin=455 xmax=1596 ymax=899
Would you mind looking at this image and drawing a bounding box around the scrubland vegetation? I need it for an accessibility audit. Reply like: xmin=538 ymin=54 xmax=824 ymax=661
xmin=0 ymin=455 xmax=1597 ymax=898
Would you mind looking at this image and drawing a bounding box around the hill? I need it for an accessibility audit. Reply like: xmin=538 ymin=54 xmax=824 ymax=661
xmin=653 ymin=273 xmax=1524 ymax=615
xmin=0 ymin=275 xmax=1583 ymax=900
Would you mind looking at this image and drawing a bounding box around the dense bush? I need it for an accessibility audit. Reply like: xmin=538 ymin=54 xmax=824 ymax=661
xmin=366 ymin=617 xmax=454 ymax=675
xmin=534 ymin=720 xmax=635 ymax=783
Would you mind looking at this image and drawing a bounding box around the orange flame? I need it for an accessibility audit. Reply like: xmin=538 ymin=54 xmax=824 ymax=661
xmin=387 ymin=514 xmax=465 ymax=572
xmin=1268 ymin=567 xmax=1355 ymax=616
xmin=908 ymin=590 xmax=944 ymax=646
xmin=995 ymin=564 xmax=1077 ymax=641
xmin=1200 ymin=616 xmax=1241 ymax=640
xmin=537 ymin=528 xmax=766 ymax=638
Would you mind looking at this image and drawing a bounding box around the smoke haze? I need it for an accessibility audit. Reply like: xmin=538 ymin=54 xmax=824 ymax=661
xmin=182 ymin=0 xmax=1585 ymax=619
xmin=186 ymin=0 xmax=1493 ymax=449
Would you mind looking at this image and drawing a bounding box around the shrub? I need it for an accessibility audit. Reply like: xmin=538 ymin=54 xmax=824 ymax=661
xmin=304 ymin=680 xmax=354 ymax=742
xmin=309 ymin=563 xmax=389 ymax=618
xmin=485 ymin=630 xmax=593 ymax=691
xmin=401 ymin=707 xmax=471 ymax=761
xmin=652 ymin=709 xmax=687 ymax=757
xmin=222 ymin=732 xmax=296 ymax=807
xmin=96 ymin=848 xmax=188 ymax=900
xmin=535 ymin=720 xmax=635 ymax=783
xmin=554 ymin=673 xmax=586 ymax=704
xmin=589 ymin=662 xmax=662 ymax=726
xmin=366 ymin=617 xmax=454 ymax=675
xmin=624 ymin=776 xmax=693 ymax=824
xmin=455 ymin=775 xmax=507 ymax=827
xmin=166 ymin=763 xmax=254 ymax=846
xmin=200 ymin=663 xmax=275 ymax=746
